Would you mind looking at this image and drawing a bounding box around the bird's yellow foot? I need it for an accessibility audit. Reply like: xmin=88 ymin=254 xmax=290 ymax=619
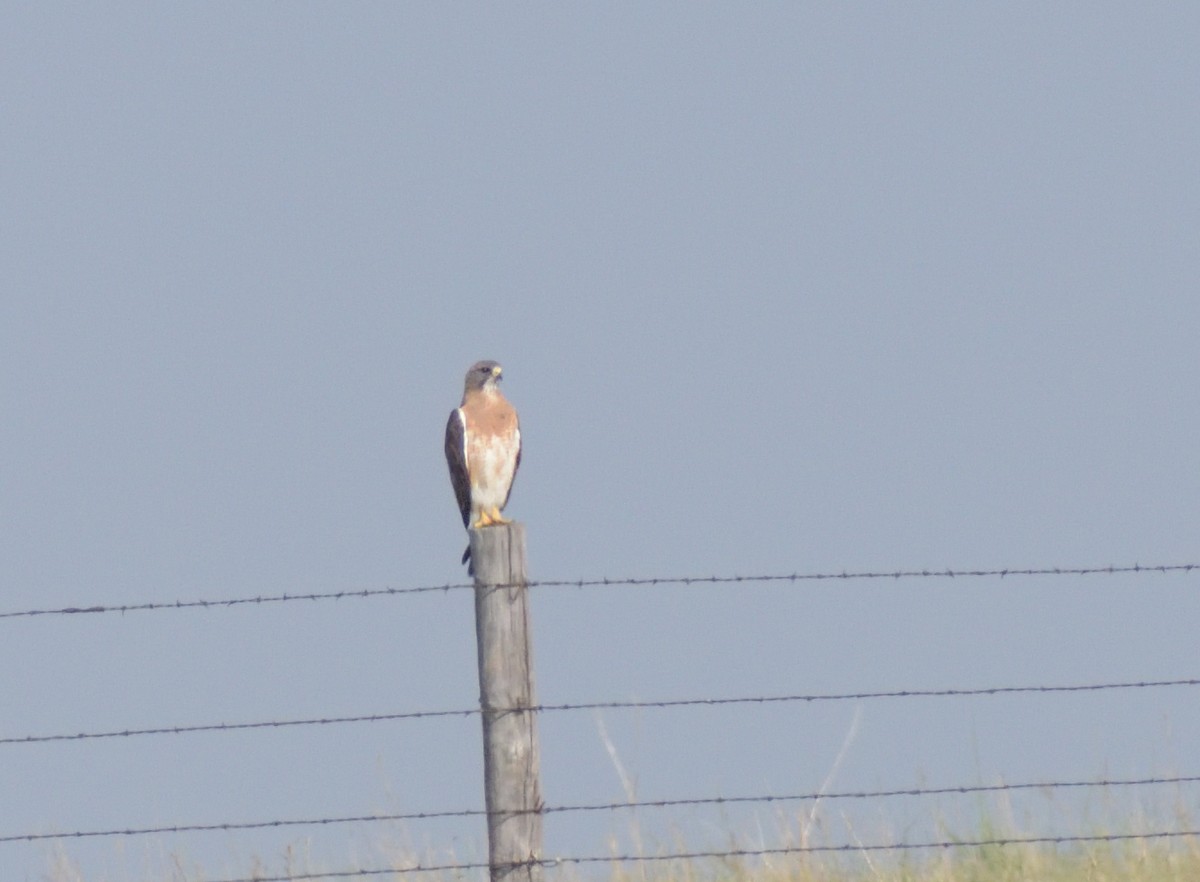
xmin=473 ymin=509 xmax=495 ymax=528
xmin=488 ymin=507 xmax=511 ymax=525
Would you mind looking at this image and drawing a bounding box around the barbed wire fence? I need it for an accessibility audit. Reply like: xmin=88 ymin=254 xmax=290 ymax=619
xmin=3 ymin=676 xmax=1198 ymax=746
xmin=4 ymin=562 xmax=1195 ymax=621
xmin=3 ymin=557 xmax=1198 ymax=881
xmin=7 ymin=772 xmax=1200 ymax=846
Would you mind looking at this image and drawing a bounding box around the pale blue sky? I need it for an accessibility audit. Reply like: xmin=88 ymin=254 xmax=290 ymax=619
xmin=3 ymin=4 xmax=1199 ymax=880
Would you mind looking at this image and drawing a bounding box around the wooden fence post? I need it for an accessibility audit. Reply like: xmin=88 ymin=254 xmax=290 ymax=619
xmin=471 ymin=522 xmax=543 ymax=882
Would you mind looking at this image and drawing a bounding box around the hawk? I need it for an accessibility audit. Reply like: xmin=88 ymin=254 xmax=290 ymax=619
xmin=444 ymin=360 xmax=522 ymax=573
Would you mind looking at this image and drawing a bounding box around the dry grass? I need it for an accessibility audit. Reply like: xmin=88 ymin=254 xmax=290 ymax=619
xmin=39 ymin=759 xmax=1200 ymax=882
xmin=40 ymin=812 xmax=1200 ymax=882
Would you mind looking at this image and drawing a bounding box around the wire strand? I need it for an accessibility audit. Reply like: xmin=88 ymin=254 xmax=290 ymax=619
xmin=0 ymin=708 xmax=475 ymax=745
xmin=3 ymin=677 xmax=1196 ymax=746
xmin=3 ymin=562 xmax=1194 ymax=621
xmin=0 ymin=582 xmax=472 ymax=620
xmin=529 ymin=677 xmax=1200 ymax=713
xmin=531 ymin=562 xmax=1200 ymax=590
xmin=6 ymin=773 xmax=1198 ymax=845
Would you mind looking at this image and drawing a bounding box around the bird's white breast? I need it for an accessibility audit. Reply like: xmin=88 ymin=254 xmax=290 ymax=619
xmin=468 ymin=428 xmax=519 ymax=510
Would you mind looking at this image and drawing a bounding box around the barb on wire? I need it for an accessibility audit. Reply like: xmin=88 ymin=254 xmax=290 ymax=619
xmin=3 ymin=677 xmax=1197 ymax=746
xmin=3 ymin=562 xmax=1195 ymax=621
xmin=7 ymin=773 xmax=1199 ymax=845
xmin=200 ymin=828 xmax=1200 ymax=882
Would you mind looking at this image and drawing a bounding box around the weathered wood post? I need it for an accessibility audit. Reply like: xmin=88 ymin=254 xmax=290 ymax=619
xmin=471 ymin=522 xmax=543 ymax=882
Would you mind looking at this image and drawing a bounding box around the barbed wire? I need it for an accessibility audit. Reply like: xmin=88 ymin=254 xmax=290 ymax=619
xmin=0 ymin=582 xmax=472 ymax=620
xmin=0 ymin=708 xmax=475 ymax=745
xmin=530 ymin=677 xmax=1200 ymax=712
xmin=6 ymin=773 xmax=1198 ymax=845
xmin=8 ymin=561 xmax=1196 ymax=879
xmin=201 ymin=828 xmax=1200 ymax=882
xmin=535 ymin=562 xmax=1199 ymax=589
xmin=3 ymin=562 xmax=1194 ymax=622
xmin=3 ymin=677 xmax=1196 ymax=746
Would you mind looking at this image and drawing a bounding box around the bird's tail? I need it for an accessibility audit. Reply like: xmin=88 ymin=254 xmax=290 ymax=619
xmin=462 ymin=545 xmax=473 ymax=577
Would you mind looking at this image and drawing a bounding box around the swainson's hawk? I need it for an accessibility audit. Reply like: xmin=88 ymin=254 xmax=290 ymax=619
xmin=445 ymin=360 xmax=521 ymax=573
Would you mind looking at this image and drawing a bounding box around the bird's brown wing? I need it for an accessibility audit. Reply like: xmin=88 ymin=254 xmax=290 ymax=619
xmin=444 ymin=408 xmax=471 ymax=529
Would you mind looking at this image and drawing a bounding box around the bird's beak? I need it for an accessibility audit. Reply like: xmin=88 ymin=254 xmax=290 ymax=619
xmin=491 ymin=365 xmax=503 ymax=379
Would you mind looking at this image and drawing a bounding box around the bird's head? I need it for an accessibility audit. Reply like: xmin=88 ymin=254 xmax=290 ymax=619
xmin=464 ymin=360 xmax=503 ymax=395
